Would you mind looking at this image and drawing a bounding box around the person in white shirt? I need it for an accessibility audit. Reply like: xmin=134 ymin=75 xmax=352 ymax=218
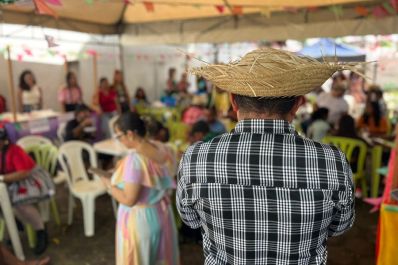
xmin=18 ymin=70 xmax=42 ymax=113
xmin=307 ymin=107 xmax=330 ymax=142
xmin=316 ymin=82 xmax=349 ymax=127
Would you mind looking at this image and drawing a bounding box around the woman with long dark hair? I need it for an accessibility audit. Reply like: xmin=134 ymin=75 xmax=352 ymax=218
xmin=18 ymin=70 xmax=42 ymax=112
xmin=58 ymin=72 xmax=83 ymax=112
xmin=99 ymin=112 xmax=179 ymax=265
xmin=357 ymin=101 xmax=388 ymax=137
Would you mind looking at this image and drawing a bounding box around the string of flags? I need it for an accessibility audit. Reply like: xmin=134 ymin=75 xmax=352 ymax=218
xmin=1 ymin=0 xmax=397 ymax=20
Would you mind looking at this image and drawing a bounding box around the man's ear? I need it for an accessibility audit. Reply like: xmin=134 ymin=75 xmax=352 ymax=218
xmin=291 ymin=96 xmax=306 ymax=115
xmin=229 ymin=93 xmax=239 ymax=112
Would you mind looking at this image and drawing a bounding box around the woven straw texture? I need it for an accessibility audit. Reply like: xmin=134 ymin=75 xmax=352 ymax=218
xmin=190 ymin=48 xmax=361 ymax=97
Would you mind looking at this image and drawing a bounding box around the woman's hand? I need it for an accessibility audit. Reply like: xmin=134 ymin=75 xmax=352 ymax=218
xmin=100 ymin=176 xmax=111 ymax=189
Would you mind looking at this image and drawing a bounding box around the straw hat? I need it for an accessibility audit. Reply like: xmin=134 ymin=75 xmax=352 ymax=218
xmin=190 ymin=48 xmax=362 ymax=98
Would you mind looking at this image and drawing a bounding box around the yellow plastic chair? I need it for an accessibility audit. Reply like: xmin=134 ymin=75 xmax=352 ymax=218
xmin=322 ymin=136 xmax=368 ymax=198
xmin=168 ymin=122 xmax=190 ymax=143
xmin=371 ymin=145 xmax=383 ymax=198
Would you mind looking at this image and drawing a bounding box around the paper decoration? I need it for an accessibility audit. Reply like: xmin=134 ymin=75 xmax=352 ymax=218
xmin=17 ymin=54 xmax=23 ymax=61
xmin=143 ymin=2 xmax=154 ymax=12
xmin=232 ymin=6 xmax=243 ymax=15
xmin=215 ymin=5 xmax=224 ymax=14
xmin=33 ymin=0 xmax=58 ymax=18
xmin=29 ymin=119 xmax=50 ymax=134
xmin=355 ymin=6 xmax=369 ymax=17
xmin=329 ymin=5 xmax=344 ymax=18
xmin=45 ymin=0 xmax=62 ymax=6
xmin=45 ymin=35 xmax=59 ymax=48
xmin=24 ymin=48 xmax=33 ymax=56
xmin=86 ymin=49 xmax=98 ymax=56
xmin=307 ymin=6 xmax=318 ymax=12
xmin=123 ymin=0 xmax=131 ymax=4
xmin=85 ymin=0 xmax=93 ymax=4
xmin=391 ymin=0 xmax=398 ymax=11
xmin=373 ymin=6 xmax=388 ymax=18
xmin=382 ymin=2 xmax=396 ymax=15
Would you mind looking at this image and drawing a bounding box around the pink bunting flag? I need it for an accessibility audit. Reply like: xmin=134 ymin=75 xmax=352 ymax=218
xmin=86 ymin=49 xmax=97 ymax=56
xmin=45 ymin=0 xmax=62 ymax=6
xmin=45 ymin=35 xmax=59 ymax=48
xmin=373 ymin=5 xmax=388 ymax=18
xmin=124 ymin=0 xmax=132 ymax=4
xmin=17 ymin=54 xmax=23 ymax=62
xmin=215 ymin=5 xmax=224 ymax=14
xmin=232 ymin=5 xmax=243 ymax=15
xmin=33 ymin=0 xmax=58 ymax=18
xmin=143 ymin=2 xmax=154 ymax=12
xmin=24 ymin=48 xmax=33 ymax=56
xmin=391 ymin=0 xmax=398 ymax=11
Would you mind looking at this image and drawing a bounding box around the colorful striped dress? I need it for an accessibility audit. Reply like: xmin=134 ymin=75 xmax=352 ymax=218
xmin=111 ymin=143 xmax=180 ymax=265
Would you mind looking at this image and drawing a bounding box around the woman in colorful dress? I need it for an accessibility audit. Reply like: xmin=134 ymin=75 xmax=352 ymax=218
xmin=100 ymin=112 xmax=180 ymax=265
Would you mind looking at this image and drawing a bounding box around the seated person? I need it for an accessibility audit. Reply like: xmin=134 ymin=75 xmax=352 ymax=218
xmin=307 ymin=108 xmax=330 ymax=142
xmin=206 ymin=106 xmax=226 ymax=135
xmin=64 ymin=104 xmax=96 ymax=142
xmin=189 ymin=120 xmax=218 ymax=143
xmin=357 ymin=101 xmax=388 ymax=137
xmin=0 ymin=127 xmax=49 ymax=255
xmin=182 ymin=96 xmax=207 ymax=125
xmin=147 ymin=119 xmax=170 ymax=143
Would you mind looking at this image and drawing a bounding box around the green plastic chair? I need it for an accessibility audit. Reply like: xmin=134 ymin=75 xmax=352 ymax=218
xmin=168 ymin=122 xmax=190 ymax=143
xmin=322 ymin=136 xmax=368 ymax=198
xmin=371 ymin=146 xmax=383 ymax=198
xmin=25 ymin=144 xmax=61 ymax=226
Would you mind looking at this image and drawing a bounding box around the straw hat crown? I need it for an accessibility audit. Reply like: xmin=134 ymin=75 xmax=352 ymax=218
xmin=190 ymin=47 xmax=359 ymax=97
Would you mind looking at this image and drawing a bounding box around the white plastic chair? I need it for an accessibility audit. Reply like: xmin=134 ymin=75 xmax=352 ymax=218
xmin=57 ymin=123 xmax=67 ymax=144
xmin=16 ymin=135 xmax=52 ymax=149
xmin=58 ymin=141 xmax=108 ymax=237
xmin=108 ymin=115 xmax=119 ymax=138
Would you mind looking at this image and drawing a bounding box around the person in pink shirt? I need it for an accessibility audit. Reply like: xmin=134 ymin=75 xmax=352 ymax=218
xmin=58 ymin=72 xmax=82 ymax=112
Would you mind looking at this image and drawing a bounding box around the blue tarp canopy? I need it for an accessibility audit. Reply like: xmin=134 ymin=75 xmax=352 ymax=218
xmin=299 ymin=38 xmax=366 ymax=62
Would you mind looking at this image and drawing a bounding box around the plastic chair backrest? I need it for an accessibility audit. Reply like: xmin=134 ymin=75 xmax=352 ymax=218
xmin=168 ymin=122 xmax=189 ymax=142
xmin=24 ymin=144 xmax=58 ymax=176
xmin=17 ymin=135 xmax=52 ymax=149
xmin=58 ymin=141 xmax=98 ymax=187
xmin=322 ymin=136 xmax=367 ymax=175
xmin=108 ymin=115 xmax=119 ymax=138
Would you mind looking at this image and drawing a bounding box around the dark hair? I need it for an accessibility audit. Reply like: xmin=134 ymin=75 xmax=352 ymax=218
xmin=0 ymin=127 xmax=8 ymax=141
xmin=363 ymin=101 xmax=382 ymax=127
xmin=147 ymin=119 xmax=164 ymax=137
xmin=135 ymin=87 xmax=147 ymax=101
xmin=311 ymin=108 xmax=329 ymax=121
xmin=190 ymin=120 xmax=209 ymax=136
xmin=19 ymin=70 xmax=35 ymax=91
xmin=116 ymin=112 xmax=146 ymax=137
xmin=168 ymin=68 xmax=176 ymax=78
xmin=66 ymin=72 xmax=76 ymax=88
xmin=100 ymin=77 xmax=108 ymax=85
xmin=336 ymin=114 xmax=358 ymax=139
xmin=74 ymin=104 xmax=91 ymax=115
xmin=233 ymin=95 xmax=298 ymax=116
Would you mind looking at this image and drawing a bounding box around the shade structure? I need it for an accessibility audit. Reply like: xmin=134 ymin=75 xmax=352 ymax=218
xmin=299 ymin=38 xmax=366 ymax=62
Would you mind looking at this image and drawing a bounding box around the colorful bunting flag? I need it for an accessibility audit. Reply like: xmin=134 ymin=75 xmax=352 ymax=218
xmin=143 ymin=2 xmax=154 ymax=12
xmin=86 ymin=49 xmax=97 ymax=56
xmin=45 ymin=0 xmax=62 ymax=6
xmin=215 ymin=5 xmax=224 ymax=14
xmin=24 ymin=48 xmax=33 ymax=56
xmin=123 ymin=0 xmax=132 ymax=4
xmin=373 ymin=6 xmax=389 ymax=18
xmin=33 ymin=0 xmax=58 ymax=18
xmin=329 ymin=5 xmax=344 ymax=18
xmin=382 ymin=2 xmax=396 ymax=15
xmin=232 ymin=6 xmax=243 ymax=15
xmin=355 ymin=6 xmax=369 ymax=17
xmin=17 ymin=54 xmax=23 ymax=62
xmin=391 ymin=0 xmax=398 ymax=11
xmin=307 ymin=6 xmax=318 ymax=12
xmin=85 ymin=0 xmax=93 ymax=4
xmin=45 ymin=34 xmax=59 ymax=48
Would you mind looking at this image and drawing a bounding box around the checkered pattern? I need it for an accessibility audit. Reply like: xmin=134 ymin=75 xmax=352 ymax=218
xmin=177 ymin=119 xmax=355 ymax=265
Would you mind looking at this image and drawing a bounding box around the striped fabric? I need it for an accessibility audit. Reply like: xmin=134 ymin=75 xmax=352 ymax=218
xmin=177 ymin=119 xmax=355 ymax=265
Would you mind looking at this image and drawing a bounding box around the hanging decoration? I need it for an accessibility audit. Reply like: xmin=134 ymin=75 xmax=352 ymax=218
xmin=143 ymin=1 xmax=154 ymax=12
xmin=123 ymin=0 xmax=132 ymax=4
xmin=328 ymin=5 xmax=344 ymax=18
xmin=24 ymin=48 xmax=33 ymax=56
xmin=355 ymin=6 xmax=369 ymax=17
xmin=33 ymin=0 xmax=58 ymax=18
xmin=215 ymin=5 xmax=224 ymax=14
xmin=232 ymin=5 xmax=243 ymax=15
xmin=372 ymin=5 xmax=389 ymax=18
xmin=45 ymin=35 xmax=59 ymax=48
xmin=306 ymin=6 xmax=319 ymax=12
xmin=382 ymin=2 xmax=397 ymax=15
xmin=45 ymin=0 xmax=62 ymax=6
xmin=391 ymin=0 xmax=398 ymax=11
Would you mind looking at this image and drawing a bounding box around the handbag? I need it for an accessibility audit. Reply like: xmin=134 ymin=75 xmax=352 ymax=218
xmin=1 ymin=144 xmax=55 ymax=206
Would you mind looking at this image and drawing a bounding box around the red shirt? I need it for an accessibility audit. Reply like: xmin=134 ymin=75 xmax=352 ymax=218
xmin=0 ymin=144 xmax=35 ymax=174
xmin=99 ymin=89 xmax=117 ymax=113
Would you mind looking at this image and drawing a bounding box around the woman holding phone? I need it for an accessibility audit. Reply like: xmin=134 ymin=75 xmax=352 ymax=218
xmin=99 ymin=112 xmax=179 ymax=265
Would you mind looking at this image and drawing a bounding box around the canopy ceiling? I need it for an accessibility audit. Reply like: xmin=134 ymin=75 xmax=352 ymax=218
xmin=0 ymin=0 xmax=375 ymax=34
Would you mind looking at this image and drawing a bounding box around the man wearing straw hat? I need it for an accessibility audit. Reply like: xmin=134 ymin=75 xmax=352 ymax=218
xmin=177 ymin=48 xmax=355 ymax=264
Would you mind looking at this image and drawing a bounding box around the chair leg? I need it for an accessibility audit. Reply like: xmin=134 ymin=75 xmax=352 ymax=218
xmin=81 ymin=196 xmax=95 ymax=237
xmin=0 ymin=218 xmax=4 ymax=241
xmin=111 ymin=198 xmax=118 ymax=219
xmin=26 ymin=225 xmax=36 ymax=249
xmin=67 ymin=193 xmax=75 ymax=226
xmin=50 ymin=198 xmax=61 ymax=226
xmin=361 ymin=176 xmax=368 ymax=198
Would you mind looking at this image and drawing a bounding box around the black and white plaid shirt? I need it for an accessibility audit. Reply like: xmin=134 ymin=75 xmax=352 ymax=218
xmin=177 ymin=119 xmax=355 ymax=265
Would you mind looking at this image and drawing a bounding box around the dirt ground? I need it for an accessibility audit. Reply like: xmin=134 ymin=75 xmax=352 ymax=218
xmin=16 ymin=186 xmax=377 ymax=265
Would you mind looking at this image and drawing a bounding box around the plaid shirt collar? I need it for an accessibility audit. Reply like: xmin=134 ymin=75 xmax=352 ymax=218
xmin=233 ymin=119 xmax=297 ymax=135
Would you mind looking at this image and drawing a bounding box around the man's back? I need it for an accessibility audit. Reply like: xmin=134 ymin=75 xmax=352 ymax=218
xmin=177 ymin=119 xmax=354 ymax=265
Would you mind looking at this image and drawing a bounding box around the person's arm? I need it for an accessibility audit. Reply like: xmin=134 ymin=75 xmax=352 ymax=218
xmin=2 ymin=170 xmax=31 ymax=183
xmin=71 ymin=119 xmax=92 ymax=139
xmin=102 ymin=177 xmax=141 ymax=207
xmin=328 ymin=153 xmax=355 ymax=237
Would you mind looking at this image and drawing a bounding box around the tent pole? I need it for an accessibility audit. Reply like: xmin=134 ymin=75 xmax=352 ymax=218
xmin=118 ymin=35 xmax=125 ymax=72
xmin=92 ymin=53 xmax=98 ymax=91
xmin=6 ymin=46 xmax=17 ymax=122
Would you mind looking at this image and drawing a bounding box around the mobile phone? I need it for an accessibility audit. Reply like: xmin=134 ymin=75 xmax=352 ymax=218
xmin=88 ymin=167 xmax=112 ymax=178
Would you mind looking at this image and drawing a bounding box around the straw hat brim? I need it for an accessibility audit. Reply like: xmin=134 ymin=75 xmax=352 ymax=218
xmin=190 ymin=48 xmax=362 ymax=98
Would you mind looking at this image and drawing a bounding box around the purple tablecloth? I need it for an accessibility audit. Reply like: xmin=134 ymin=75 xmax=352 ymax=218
xmin=4 ymin=113 xmax=102 ymax=144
